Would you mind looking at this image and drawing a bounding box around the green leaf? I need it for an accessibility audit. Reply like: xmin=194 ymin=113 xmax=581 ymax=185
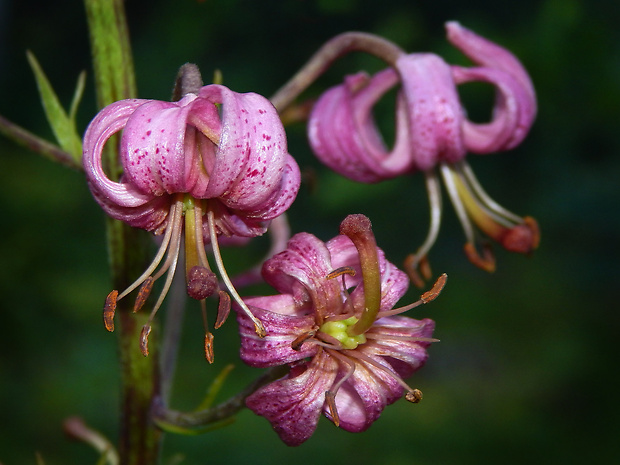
xmin=26 ymin=51 xmax=84 ymax=163
xmin=196 ymin=364 xmax=235 ymax=411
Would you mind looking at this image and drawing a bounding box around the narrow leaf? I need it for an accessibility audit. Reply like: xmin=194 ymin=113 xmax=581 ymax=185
xmin=26 ymin=51 xmax=83 ymax=162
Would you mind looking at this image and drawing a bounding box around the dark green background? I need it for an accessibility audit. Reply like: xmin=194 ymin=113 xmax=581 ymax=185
xmin=1 ymin=0 xmax=618 ymax=463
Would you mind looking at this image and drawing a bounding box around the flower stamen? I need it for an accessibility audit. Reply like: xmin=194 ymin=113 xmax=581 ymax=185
xmin=441 ymin=161 xmax=540 ymax=271
xmin=347 ymin=349 xmax=421 ymax=403
xmin=324 ymin=348 xmax=358 ymax=427
xmin=405 ymin=171 xmax=443 ymax=287
xmin=103 ymin=290 xmax=118 ymax=332
xmin=102 ymin=198 xmax=183 ymax=332
xmin=376 ymin=273 xmax=447 ymax=319
xmin=206 ymin=209 xmax=266 ymax=338
xmin=326 ymin=266 xmax=357 ymax=280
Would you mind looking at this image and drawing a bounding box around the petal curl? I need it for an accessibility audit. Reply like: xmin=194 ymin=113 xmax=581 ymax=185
xmin=395 ymin=53 xmax=466 ymax=171
xmin=82 ymin=98 xmax=155 ymax=208
xmin=198 ymin=85 xmax=290 ymax=209
xmin=120 ymin=94 xmax=210 ymax=196
xmin=308 ymin=70 xmax=413 ymax=183
xmin=446 ymin=21 xmax=536 ymax=150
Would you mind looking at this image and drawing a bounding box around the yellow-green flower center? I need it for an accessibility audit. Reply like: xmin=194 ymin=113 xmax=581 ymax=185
xmin=320 ymin=316 xmax=367 ymax=350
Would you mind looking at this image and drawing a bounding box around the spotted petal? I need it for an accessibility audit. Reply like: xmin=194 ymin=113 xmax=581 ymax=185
xmin=237 ymin=295 xmax=317 ymax=367
xmin=245 ymin=350 xmax=338 ymax=446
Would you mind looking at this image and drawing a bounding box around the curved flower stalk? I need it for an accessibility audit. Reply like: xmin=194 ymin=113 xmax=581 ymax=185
xmin=83 ymin=83 xmax=301 ymax=356
xmin=307 ymin=22 xmax=539 ymax=286
xmin=236 ymin=214 xmax=444 ymax=446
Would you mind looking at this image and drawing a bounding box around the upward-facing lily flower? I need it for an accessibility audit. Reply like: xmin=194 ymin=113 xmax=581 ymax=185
xmin=236 ymin=214 xmax=443 ymax=446
xmin=83 ymin=83 xmax=300 ymax=355
xmin=308 ymin=22 xmax=539 ymax=286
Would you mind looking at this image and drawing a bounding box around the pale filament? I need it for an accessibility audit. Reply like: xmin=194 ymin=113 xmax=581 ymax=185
xmin=145 ymin=201 xmax=184 ymax=324
xmin=440 ymin=162 xmax=477 ymax=245
xmin=408 ymin=170 xmax=443 ymax=268
xmin=458 ymin=160 xmax=523 ymax=224
xmin=205 ymin=209 xmax=266 ymax=337
xmin=364 ymin=333 xmax=439 ymax=344
xmin=116 ymin=198 xmax=182 ymax=301
xmin=346 ymin=348 xmax=417 ymax=396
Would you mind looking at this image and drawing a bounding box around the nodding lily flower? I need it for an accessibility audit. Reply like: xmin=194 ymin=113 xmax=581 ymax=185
xmin=236 ymin=214 xmax=443 ymax=446
xmin=308 ymin=22 xmax=539 ymax=286
xmin=83 ymin=84 xmax=300 ymax=357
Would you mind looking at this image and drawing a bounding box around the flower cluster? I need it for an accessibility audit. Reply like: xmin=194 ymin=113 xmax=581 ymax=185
xmin=236 ymin=215 xmax=442 ymax=445
xmin=82 ymin=20 xmax=538 ymax=446
xmin=308 ymin=21 xmax=539 ymax=285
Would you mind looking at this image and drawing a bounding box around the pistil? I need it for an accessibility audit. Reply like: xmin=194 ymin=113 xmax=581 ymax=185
xmin=183 ymin=196 xmax=218 ymax=300
xmin=339 ymin=214 xmax=381 ymax=336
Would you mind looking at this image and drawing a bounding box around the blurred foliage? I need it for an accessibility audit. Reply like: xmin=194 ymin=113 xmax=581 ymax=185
xmin=1 ymin=0 xmax=619 ymax=464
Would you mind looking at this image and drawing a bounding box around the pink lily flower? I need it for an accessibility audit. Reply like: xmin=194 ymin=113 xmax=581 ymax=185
xmin=83 ymin=84 xmax=300 ymax=353
xmin=308 ymin=22 xmax=539 ymax=285
xmin=236 ymin=214 xmax=442 ymax=446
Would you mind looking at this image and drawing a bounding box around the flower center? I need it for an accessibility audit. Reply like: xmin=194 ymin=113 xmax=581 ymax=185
xmin=319 ymin=316 xmax=367 ymax=350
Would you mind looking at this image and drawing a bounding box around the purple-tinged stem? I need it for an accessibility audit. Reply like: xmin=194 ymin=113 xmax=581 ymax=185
xmin=270 ymin=32 xmax=403 ymax=112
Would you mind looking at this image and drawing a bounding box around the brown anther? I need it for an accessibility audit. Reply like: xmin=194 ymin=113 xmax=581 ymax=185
xmin=139 ymin=325 xmax=152 ymax=357
xmin=103 ymin=290 xmax=118 ymax=332
xmin=324 ymin=391 xmax=340 ymax=427
xmin=133 ymin=277 xmax=154 ymax=312
xmin=214 ymin=290 xmax=231 ymax=329
xmin=254 ymin=321 xmax=267 ymax=338
xmin=326 ymin=266 xmax=357 ymax=280
xmin=406 ymin=389 xmax=423 ymax=403
xmin=291 ymin=330 xmax=317 ymax=351
xmin=404 ymin=254 xmax=433 ymax=288
xmin=421 ymin=273 xmax=448 ymax=304
xmin=464 ymin=242 xmax=496 ymax=272
xmin=204 ymin=332 xmax=214 ymax=364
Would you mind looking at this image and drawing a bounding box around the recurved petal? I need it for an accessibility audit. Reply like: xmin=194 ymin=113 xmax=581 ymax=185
xmin=237 ymin=153 xmax=301 ymax=221
xmin=308 ymin=70 xmax=411 ymax=183
xmin=198 ymin=85 xmax=290 ymax=209
xmin=261 ymin=233 xmax=342 ymax=313
xmin=453 ymin=64 xmax=535 ymax=152
xmin=245 ymin=350 xmax=338 ymax=446
xmin=445 ymin=21 xmax=536 ymax=103
xmin=83 ymin=98 xmax=156 ymax=209
xmin=445 ymin=21 xmax=536 ymax=149
xmin=90 ymin=186 xmax=170 ymax=233
xmin=120 ymin=94 xmax=209 ymax=196
xmin=396 ymin=53 xmax=466 ymax=171
xmin=237 ymin=295 xmax=317 ymax=367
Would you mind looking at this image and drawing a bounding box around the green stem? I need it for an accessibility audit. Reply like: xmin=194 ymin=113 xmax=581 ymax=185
xmin=0 ymin=114 xmax=80 ymax=170
xmin=84 ymin=0 xmax=161 ymax=463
